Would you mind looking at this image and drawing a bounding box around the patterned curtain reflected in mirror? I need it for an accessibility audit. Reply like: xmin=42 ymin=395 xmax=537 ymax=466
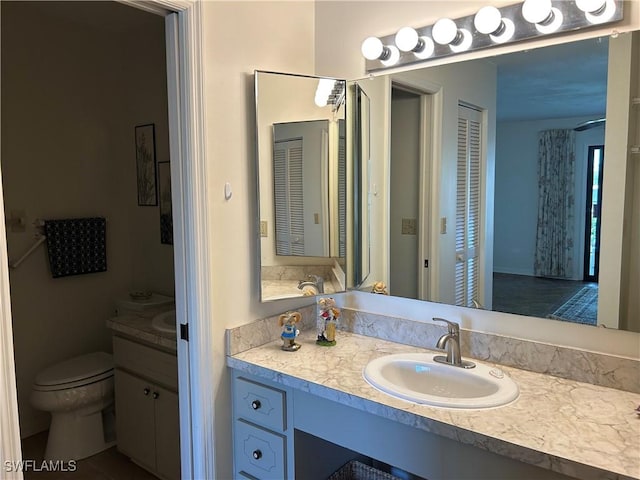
xmin=534 ymin=129 xmax=576 ymax=278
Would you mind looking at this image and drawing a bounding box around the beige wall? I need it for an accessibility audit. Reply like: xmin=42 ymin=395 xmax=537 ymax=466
xmin=600 ymin=33 xmax=638 ymax=328
xmin=201 ymin=2 xmax=316 ymax=477
xmin=621 ymin=31 xmax=640 ymax=332
xmin=1 ymin=2 xmax=173 ymax=437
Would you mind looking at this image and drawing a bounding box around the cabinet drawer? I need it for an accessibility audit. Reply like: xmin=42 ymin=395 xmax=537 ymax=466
xmin=234 ymin=420 xmax=286 ymax=480
xmin=234 ymin=377 xmax=286 ymax=432
xmin=113 ymin=336 xmax=177 ymax=390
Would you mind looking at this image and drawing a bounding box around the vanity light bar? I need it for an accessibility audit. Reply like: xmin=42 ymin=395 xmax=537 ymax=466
xmin=362 ymin=0 xmax=623 ymax=72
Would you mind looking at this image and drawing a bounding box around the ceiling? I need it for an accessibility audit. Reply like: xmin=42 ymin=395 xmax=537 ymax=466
xmin=492 ymin=37 xmax=609 ymax=122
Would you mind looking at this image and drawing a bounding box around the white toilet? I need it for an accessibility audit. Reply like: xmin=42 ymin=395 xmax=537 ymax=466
xmin=30 ymin=352 xmax=116 ymax=461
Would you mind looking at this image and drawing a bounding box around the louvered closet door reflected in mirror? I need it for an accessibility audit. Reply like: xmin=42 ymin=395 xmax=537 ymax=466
xmin=273 ymin=120 xmax=330 ymax=258
xmin=456 ymin=104 xmax=484 ymax=308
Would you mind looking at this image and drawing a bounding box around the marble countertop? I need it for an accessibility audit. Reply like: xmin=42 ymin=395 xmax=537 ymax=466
xmin=261 ymin=279 xmax=339 ymax=301
xmin=106 ymin=314 xmax=177 ymax=352
xmin=227 ymin=330 xmax=640 ymax=480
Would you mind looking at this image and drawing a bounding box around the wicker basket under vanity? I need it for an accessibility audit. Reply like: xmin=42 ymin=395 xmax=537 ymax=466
xmin=328 ymin=460 xmax=403 ymax=480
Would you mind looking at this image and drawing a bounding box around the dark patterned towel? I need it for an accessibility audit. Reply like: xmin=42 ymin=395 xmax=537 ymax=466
xmin=44 ymin=218 xmax=107 ymax=278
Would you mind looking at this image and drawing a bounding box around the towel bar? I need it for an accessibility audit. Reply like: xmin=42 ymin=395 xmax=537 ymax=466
xmin=8 ymin=234 xmax=46 ymax=269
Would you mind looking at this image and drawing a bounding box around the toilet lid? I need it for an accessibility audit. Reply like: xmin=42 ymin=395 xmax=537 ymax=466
xmin=34 ymin=352 xmax=113 ymax=387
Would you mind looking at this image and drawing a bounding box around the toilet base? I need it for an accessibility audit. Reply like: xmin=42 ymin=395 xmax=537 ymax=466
xmin=44 ymin=407 xmax=116 ymax=461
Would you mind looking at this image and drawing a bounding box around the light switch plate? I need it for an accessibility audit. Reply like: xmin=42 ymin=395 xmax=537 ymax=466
xmin=260 ymin=221 xmax=268 ymax=237
xmin=401 ymin=218 xmax=417 ymax=235
xmin=440 ymin=217 xmax=447 ymax=234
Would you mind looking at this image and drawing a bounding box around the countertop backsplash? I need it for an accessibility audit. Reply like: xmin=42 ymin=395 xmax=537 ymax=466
xmin=227 ymin=302 xmax=639 ymax=393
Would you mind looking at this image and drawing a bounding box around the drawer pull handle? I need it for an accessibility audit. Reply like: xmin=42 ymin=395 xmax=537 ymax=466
xmin=251 ymin=400 xmax=261 ymax=410
xmin=143 ymin=388 xmax=150 ymax=396
xmin=153 ymin=392 xmax=160 ymax=400
xmin=252 ymin=450 xmax=262 ymax=460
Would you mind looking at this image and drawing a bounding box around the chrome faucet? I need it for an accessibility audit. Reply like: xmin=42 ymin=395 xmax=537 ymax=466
xmin=297 ymin=274 xmax=324 ymax=294
xmin=432 ymin=318 xmax=475 ymax=369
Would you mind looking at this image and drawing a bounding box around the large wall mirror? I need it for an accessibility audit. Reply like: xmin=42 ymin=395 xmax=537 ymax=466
xmin=358 ymin=31 xmax=639 ymax=333
xmin=256 ymin=71 xmax=348 ymax=301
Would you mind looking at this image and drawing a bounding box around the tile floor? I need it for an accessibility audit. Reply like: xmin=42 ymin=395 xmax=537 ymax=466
xmin=492 ymin=272 xmax=595 ymax=318
xmin=20 ymin=431 xmax=158 ymax=480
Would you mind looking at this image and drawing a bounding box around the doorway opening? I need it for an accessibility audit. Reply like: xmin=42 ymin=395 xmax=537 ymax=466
xmin=0 ymin=1 xmax=210 ymax=478
xmin=390 ymin=87 xmax=421 ymax=299
xmin=389 ymin=84 xmax=432 ymax=300
xmin=583 ymin=145 xmax=604 ymax=282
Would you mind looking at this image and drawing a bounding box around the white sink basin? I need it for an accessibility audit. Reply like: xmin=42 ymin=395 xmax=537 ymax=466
xmin=151 ymin=310 xmax=176 ymax=333
xmin=363 ymin=353 xmax=519 ymax=409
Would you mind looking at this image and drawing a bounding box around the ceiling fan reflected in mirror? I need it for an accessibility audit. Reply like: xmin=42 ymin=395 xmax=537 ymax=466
xmin=574 ymin=118 xmax=606 ymax=131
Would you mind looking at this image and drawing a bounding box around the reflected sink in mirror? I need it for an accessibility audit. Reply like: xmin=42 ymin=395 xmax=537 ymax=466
xmin=151 ymin=310 xmax=176 ymax=333
xmin=364 ymin=353 xmax=519 ymax=409
xmin=261 ymin=279 xmax=339 ymax=302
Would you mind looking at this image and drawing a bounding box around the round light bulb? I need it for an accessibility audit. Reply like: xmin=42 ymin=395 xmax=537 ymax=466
xmin=361 ymin=37 xmax=384 ymax=60
xmin=522 ymin=0 xmax=553 ymax=24
xmin=583 ymin=0 xmax=617 ymax=23
xmin=317 ymin=78 xmax=335 ymax=94
xmin=432 ymin=18 xmax=459 ymax=45
xmin=474 ymin=6 xmax=503 ymax=35
xmin=395 ymin=27 xmax=419 ymax=52
xmin=535 ymin=7 xmax=563 ymax=33
xmin=380 ymin=45 xmax=400 ymax=67
xmin=490 ymin=18 xmax=515 ymax=43
xmin=576 ymin=0 xmax=606 ymax=13
xmin=314 ymin=95 xmax=328 ymax=107
xmin=414 ymin=37 xmax=435 ymax=59
xmin=450 ymin=29 xmax=473 ymax=53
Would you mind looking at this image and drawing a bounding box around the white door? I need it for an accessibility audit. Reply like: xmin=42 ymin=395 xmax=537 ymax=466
xmin=455 ymin=104 xmax=484 ymax=307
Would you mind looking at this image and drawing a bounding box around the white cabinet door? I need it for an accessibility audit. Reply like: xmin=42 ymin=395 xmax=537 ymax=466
xmin=115 ymin=369 xmax=156 ymax=470
xmin=155 ymin=385 xmax=181 ymax=480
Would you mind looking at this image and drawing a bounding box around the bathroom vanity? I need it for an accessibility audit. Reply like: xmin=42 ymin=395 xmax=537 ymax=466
xmin=107 ymin=314 xmax=180 ymax=480
xmin=228 ymin=329 xmax=639 ymax=480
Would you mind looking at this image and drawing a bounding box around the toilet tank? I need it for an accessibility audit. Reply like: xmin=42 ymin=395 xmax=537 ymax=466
xmin=114 ymin=293 xmax=175 ymax=318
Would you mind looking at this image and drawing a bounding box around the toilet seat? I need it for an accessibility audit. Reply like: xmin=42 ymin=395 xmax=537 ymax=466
xmin=33 ymin=352 xmax=113 ymax=392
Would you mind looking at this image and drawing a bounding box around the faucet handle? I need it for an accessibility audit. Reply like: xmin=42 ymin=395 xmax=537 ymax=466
xmin=433 ymin=318 xmax=459 ymax=334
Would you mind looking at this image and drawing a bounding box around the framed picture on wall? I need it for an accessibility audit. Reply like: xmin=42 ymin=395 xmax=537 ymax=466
xmin=158 ymin=161 xmax=173 ymax=245
xmin=135 ymin=123 xmax=157 ymax=206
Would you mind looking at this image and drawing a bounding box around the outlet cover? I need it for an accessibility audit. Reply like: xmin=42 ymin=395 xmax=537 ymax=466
xmin=260 ymin=221 xmax=268 ymax=237
xmin=401 ymin=218 xmax=417 ymax=235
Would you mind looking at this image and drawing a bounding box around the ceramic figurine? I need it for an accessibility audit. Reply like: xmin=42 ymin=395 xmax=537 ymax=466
xmin=317 ymin=297 xmax=340 ymax=346
xmin=371 ymin=281 xmax=389 ymax=295
xmin=279 ymin=311 xmax=302 ymax=351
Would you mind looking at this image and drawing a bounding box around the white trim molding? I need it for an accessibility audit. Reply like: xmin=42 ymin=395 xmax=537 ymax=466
xmin=117 ymin=1 xmax=214 ymax=479
xmin=0 ymin=171 xmax=23 ymax=480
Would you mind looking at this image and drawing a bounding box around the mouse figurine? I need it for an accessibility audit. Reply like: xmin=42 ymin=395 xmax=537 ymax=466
xmin=371 ymin=281 xmax=389 ymax=295
xmin=279 ymin=311 xmax=302 ymax=351
xmin=316 ymin=297 xmax=340 ymax=346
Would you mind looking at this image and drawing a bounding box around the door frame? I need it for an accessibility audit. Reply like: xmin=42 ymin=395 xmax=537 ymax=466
xmin=389 ymin=80 xmax=436 ymax=301
xmin=583 ymin=144 xmax=605 ymax=283
xmin=0 ymin=1 xmax=214 ymax=479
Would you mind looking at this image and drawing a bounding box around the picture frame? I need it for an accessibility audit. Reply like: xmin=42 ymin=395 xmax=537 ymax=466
xmin=158 ymin=161 xmax=173 ymax=245
xmin=135 ymin=123 xmax=157 ymax=206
